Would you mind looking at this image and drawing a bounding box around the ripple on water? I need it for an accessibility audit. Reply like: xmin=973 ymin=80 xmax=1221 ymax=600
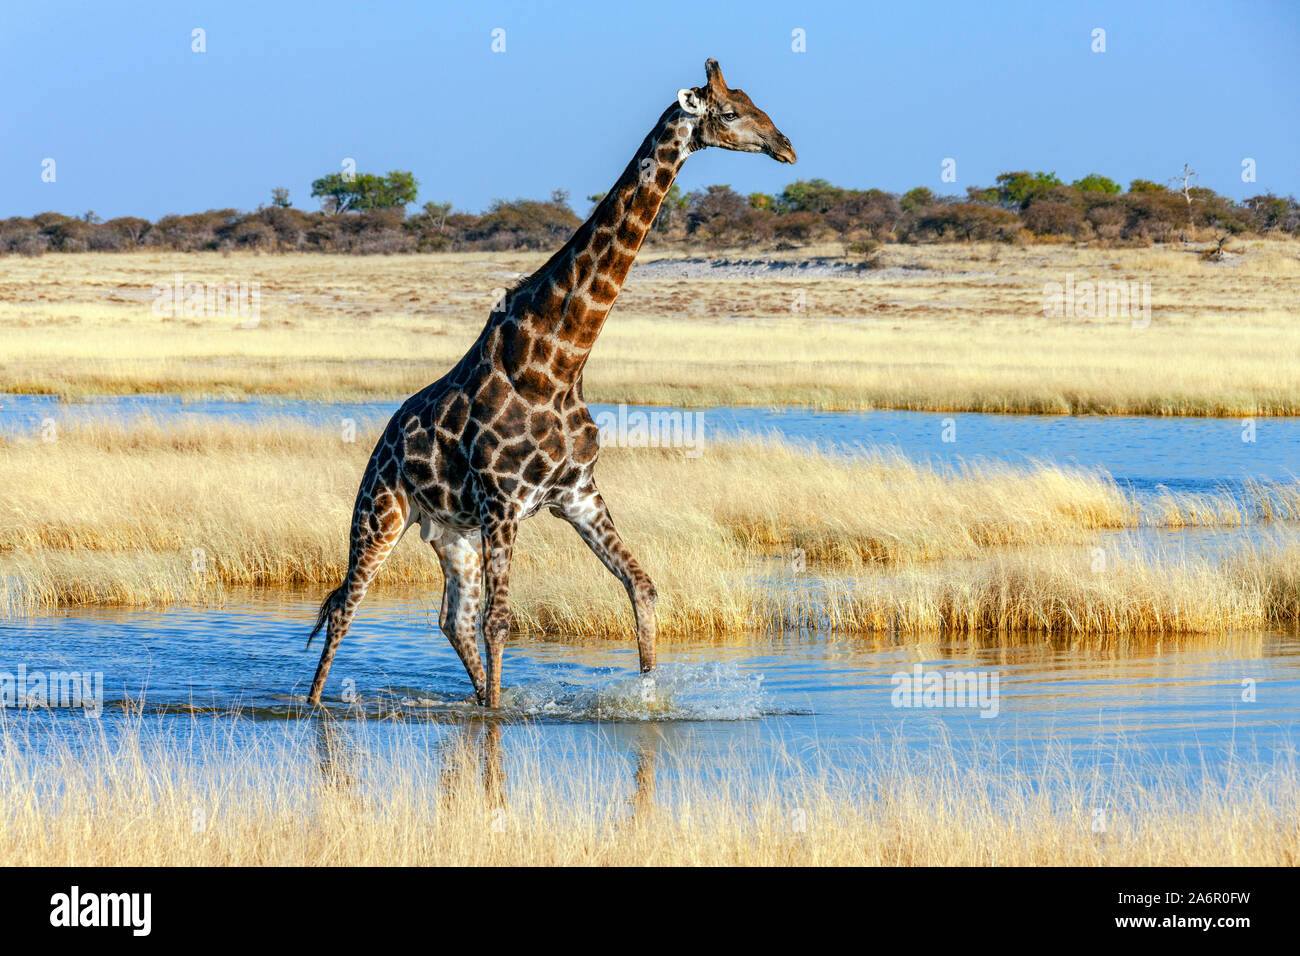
xmin=495 ymin=661 xmax=770 ymax=722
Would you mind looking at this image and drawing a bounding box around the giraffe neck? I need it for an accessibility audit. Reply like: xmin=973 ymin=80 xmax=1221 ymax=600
xmin=504 ymin=103 xmax=700 ymax=386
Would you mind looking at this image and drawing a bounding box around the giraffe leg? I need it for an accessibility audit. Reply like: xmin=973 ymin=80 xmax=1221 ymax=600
xmin=307 ymin=489 xmax=408 ymax=705
xmin=482 ymin=720 xmax=505 ymax=807
xmin=555 ymin=488 xmax=657 ymax=672
xmin=430 ymin=528 xmax=487 ymax=704
xmin=479 ymin=501 xmax=519 ymax=709
xmin=631 ymin=731 xmax=659 ymax=820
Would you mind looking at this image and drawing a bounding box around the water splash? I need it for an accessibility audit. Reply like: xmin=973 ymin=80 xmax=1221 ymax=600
xmin=503 ymin=661 xmax=767 ymax=722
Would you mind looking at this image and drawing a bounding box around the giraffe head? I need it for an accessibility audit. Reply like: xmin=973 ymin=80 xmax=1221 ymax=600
xmin=677 ymin=58 xmax=796 ymax=164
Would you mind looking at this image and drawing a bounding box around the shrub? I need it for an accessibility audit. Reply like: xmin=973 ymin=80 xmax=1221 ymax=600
xmin=1085 ymin=200 xmax=1127 ymax=241
xmin=826 ymin=189 xmax=900 ymax=243
xmin=464 ymin=197 xmax=581 ymax=250
xmin=907 ymin=202 xmax=1020 ymax=242
xmin=1022 ymin=200 xmax=1087 ymax=238
xmin=686 ymin=185 xmax=750 ymax=246
xmin=771 ymin=210 xmax=823 ymax=243
xmin=1243 ymin=193 xmax=1300 ymax=235
xmin=1120 ymin=190 xmax=1187 ymax=241
xmin=102 ymin=217 xmax=151 ymax=248
xmin=6 ymin=171 xmax=1294 ymax=257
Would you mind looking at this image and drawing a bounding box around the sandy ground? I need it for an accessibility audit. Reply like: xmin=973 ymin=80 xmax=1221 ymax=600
xmin=0 ymin=239 xmax=1297 ymax=412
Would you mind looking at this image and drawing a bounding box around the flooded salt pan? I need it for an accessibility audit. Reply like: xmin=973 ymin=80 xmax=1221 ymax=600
xmin=2 ymin=394 xmax=1297 ymax=495
xmin=2 ymin=590 xmax=1296 ymax=781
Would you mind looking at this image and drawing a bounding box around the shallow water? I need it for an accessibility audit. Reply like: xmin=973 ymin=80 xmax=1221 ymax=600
xmin=2 ymin=393 xmax=1298 ymax=786
xmin=3 ymin=590 xmax=1297 ymax=785
xmin=3 ymin=393 xmax=1297 ymax=494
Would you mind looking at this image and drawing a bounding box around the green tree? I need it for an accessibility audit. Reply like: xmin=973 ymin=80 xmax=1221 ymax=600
xmin=988 ymin=171 xmax=1062 ymax=210
xmin=404 ymin=200 xmax=455 ymax=250
xmin=1244 ymin=193 xmax=1297 ymax=233
xmin=900 ymin=186 xmax=934 ymax=213
xmin=409 ymin=200 xmax=451 ymax=229
xmin=1071 ymin=173 xmax=1121 ymax=194
xmin=778 ymin=178 xmax=847 ymax=214
xmin=1128 ymin=179 xmax=1166 ymax=193
xmin=270 ymin=187 xmax=292 ymax=208
xmin=310 ymin=169 xmax=419 ymax=213
xmin=372 ymin=170 xmax=418 ymax=209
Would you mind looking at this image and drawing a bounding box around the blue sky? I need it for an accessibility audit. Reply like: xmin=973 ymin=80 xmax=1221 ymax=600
xmin=3 ymin=0 xmax=1297 ymax=220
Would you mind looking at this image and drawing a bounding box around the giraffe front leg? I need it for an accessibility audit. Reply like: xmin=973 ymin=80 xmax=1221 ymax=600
xmin=479 ymin=502 xmax=519 ymax=709
xmin=555 ymin=489 xmax=657 ymax=673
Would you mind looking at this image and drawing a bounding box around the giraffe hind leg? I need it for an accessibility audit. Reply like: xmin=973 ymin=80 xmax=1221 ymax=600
xmin=430 ymin=527 xmax=488 ymax=704
xmin=307 ymin=490 xmax=408 ymax=706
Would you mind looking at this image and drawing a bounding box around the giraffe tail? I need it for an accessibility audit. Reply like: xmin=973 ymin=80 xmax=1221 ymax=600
xmin=306 ymin=584 xmax=345 ymax=649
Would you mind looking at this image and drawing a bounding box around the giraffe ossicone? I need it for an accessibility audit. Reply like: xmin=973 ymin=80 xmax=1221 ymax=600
xmin=305 ymin=58 xmax=796 ymax=708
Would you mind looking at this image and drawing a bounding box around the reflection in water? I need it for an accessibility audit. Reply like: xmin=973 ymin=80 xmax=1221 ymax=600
xmin=314 ymin=715 xmax=359 ymax=793
xmin=3 ymin=588 xmax=1299 ymax=781
xmin=629 ymin=724 xmax=661 ymax=822
xmin=483 ymin=722 xmax=505 ymax=809
xmin=312 ymin=715 xmax=661 ymax=820
xmin=0 ymin=560 xmax=1294 ymax=817
xmin=428 ymin=721 xmax=505 ymax=811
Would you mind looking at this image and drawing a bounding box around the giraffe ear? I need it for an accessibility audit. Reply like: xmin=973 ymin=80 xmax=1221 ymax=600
xmin=677 ymin=88 xmax=704 ymax=115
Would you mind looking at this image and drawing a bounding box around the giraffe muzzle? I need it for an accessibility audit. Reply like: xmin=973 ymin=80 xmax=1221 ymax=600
xmin=765 ymin=133 xmax=797 ymax=164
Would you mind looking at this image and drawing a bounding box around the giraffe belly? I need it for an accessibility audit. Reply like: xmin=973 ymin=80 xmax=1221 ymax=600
xmin=408 ymin=493 xmax=478 ymax=534
xmin=411 ymin=505 xmax=477 ymax=542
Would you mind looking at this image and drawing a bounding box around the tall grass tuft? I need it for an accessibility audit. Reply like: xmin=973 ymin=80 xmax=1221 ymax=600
xmin=2 ymin=421 xmax=1297 ymax=636
xmin=1 ymin=713 xmax=1295 ymax=866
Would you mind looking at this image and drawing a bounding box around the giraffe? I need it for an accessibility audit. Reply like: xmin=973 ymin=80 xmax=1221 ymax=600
xmin=306 ymin=58 xmax=795 ymax=708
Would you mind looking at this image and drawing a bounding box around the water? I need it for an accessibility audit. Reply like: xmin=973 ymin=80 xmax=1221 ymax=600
xmin=3 ymin=590 xmax=1297 ymax=786
xmin=3 ymin=393 xmax=1297 ymax=494
xmin=2 ymin=393 xmax=1298 ymax=788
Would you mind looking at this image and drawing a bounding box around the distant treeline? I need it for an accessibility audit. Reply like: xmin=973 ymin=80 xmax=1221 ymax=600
xmin=5 ymin=170 xmax=1298 ymax=256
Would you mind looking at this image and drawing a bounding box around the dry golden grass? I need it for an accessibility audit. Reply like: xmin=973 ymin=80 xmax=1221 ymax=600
xmin=2 ymin=420 xmax=1298 ymax=635
xmin=803 ymin=541 xmax=1300 ymax=636
xmin=2 ymin=715 xmax=1295 ymax=866
xmin=2 ymin=241 xmax=1299 ymax=413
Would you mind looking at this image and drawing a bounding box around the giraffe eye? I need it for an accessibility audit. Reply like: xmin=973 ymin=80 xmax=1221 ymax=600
xmin=722 ymin=110 xmax=738 ymax=122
